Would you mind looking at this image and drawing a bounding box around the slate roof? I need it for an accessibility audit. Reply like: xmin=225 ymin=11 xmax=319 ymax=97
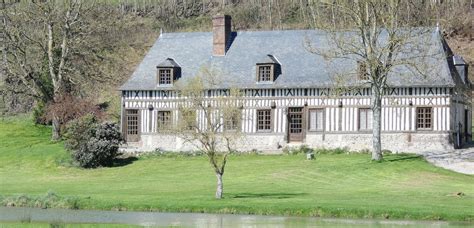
xmin=120 ymin=28 xmax=462 ymax=91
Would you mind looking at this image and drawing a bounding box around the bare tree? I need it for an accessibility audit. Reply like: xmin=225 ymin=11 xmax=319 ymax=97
xmin=3 ymin=0 xmax=92 ymax=139
xmin=174 ymin=66 xmax=243 ymax=199
xmin=43 ymin=0 xmax=85 ymax=140
xmin=306 ymin=0 xmax=440 ymax=160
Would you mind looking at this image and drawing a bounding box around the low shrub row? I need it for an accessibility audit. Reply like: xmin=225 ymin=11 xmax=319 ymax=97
xmin=0 ymin=191 xmax=79 ymax=209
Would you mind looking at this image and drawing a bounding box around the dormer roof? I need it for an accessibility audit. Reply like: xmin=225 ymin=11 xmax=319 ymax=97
xmin=257 ymin=54 xmax=280 ymax=65
xmin=453 ymin=55 xmax=466 ymax=66
xmin=157 ymin=58 xmax=180 ymax=68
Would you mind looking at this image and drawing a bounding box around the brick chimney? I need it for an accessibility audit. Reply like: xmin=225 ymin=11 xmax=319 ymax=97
xmin=212 ymin=15 xmax=232 ymax=56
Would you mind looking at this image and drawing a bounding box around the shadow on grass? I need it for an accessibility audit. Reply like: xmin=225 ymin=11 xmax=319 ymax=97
xmin=384 ymin=154 xmax=422 ymax=162
xmin=232 ymin=192 xmax=307 ymax=199
xmin=112 ymin=157 xmax=138 ymax=167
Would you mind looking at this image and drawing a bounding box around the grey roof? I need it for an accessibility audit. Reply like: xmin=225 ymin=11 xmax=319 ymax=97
xmin=120 ymin=28 xmax=462 ymax=91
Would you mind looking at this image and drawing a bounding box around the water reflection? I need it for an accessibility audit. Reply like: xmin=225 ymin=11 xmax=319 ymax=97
xmin=0 ymin=207 xmax=470 ymax=227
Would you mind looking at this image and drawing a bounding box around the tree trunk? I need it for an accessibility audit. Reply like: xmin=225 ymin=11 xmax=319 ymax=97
xmin=372 ymin=92 xmax=383 ymax=161
xmin=215 ymin=173 xmax=223 ymax=199
xmin=52 ymin=114 xmax=61 ymax=141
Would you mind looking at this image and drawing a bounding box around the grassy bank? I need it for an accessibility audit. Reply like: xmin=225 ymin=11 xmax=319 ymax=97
xmin=0 ymin=117 xmax=473 ymax=221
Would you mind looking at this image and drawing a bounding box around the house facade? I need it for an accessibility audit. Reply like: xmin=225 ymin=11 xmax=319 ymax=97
xmin=120 ymin=15 xmax=471 ymax=153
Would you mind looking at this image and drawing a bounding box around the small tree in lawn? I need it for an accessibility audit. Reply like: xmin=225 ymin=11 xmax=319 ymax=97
xmin=174 ymin=67 xmax=243 ymax=199
xmin=306 ymin=0 xmax=441 ymax=161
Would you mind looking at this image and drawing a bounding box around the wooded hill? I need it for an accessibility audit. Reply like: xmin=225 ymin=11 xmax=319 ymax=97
xmin=0 ymin=0 xmax=472 ymax=118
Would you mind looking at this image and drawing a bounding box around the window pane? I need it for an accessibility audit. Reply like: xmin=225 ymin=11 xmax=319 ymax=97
xmin=316 ymin=110 xmax=323 ymax=130
xmin=157 ymin=111 xmax=171 ymax=130
xmin=309 ymin=109 xmax=323 ymax=131
xmin=309 ymin=110 xmax=317 ymax=131
xmin=258 ymin=66 xmax=272 ymax=82
xmin=359 ymin=108 xmax=371 ymax=130
xmin=159 ymin=69 xmax=172 ymax=85
xmin=416 ymin=107 xmax=432 ymax=130
xmin=224 ymin=112 xmax=239 ymax=131
xmin=257 ymin=109 xmax=271 ymax=131
xmin=360 ymin=109 xmax=367 ymax=130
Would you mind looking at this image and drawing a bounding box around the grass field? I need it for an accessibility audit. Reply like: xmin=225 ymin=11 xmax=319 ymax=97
xmin=0 ymin=116 xmax=473 ymax=221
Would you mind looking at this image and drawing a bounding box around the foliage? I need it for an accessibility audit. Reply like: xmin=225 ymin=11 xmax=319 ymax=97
xmin=282 ymin=146 xmax=351 ymax=155
xmin=63 ymin=114 xmax=98 ymax=152
xmin=313 ymin=147 xmax=349 ymax=155
xmin=1 ymin=118 xmax=473 ymax=221
xmin=1 ymin=191 xmax=79 ymax=210
xmin=139 ymin=149 xmax=204 ymax=159
xmin=74 ymin=122 xmax=123 ymax=168
xmin=282 ymin=145 xmax=313 ymax=155
xmin=63 ymin=114 xmax=123 ymax=168
xmin=32 ymin=101 xmax=48 ymax=125
xmin=43 ymin=94 xmax=104 ymax=131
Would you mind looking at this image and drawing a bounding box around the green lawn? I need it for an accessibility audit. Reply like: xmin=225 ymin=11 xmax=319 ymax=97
xmin=0 ymin=117 xmax=473 ymax=221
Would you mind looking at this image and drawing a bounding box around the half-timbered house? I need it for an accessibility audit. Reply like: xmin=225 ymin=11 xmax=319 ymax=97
xmin=120 ymin=15 xmax=471 ymax=153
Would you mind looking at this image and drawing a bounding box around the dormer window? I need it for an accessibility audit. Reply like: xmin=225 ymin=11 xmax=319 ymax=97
xmin=157 ymin=58 xmax=181 ymax=86
xmin=256 ymin=54 xmax=281 ymax=83
xmin=158 ymin=68 xmax=172 ymax=85
xmin=258 ymin=65 xmax=273 ymax=82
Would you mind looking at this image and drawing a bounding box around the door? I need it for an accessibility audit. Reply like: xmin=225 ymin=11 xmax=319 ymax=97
xmin=125 ymin=109 xmax=140 ymax=142
xmin=288 ymin=107 xmax=304 ymax=142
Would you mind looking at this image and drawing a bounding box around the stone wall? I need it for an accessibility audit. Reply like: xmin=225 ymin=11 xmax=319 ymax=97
xmin=305 ymin=133 xmax=452 ymax=153
xmin=122 ymin=132 xmax=453 ymax=154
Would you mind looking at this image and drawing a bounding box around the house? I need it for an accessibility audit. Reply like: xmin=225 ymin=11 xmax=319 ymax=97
xmin=119 ymin=15 xmax=471 ymax=153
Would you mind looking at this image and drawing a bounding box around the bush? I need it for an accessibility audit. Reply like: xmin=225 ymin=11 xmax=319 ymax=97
xmin=314 ymin=147 xmax=350 ymax=154
xmin=32 ymin=101 xmax=48 ymax=125
xmin=43 ymin=94 xmax=105 ymax=132
xmin=283 ymin=145 xmax=313 ymax=155
xmin=64 ymin=115 xmax=123 ymax=168
xmin=64 ymin=114 xmax=98 ymax=151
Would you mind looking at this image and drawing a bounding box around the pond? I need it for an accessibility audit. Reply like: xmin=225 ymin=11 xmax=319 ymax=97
xmin=0 ymin=207 xmax=471 ymax=227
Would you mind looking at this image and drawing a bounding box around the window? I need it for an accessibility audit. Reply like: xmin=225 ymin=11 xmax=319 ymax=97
xmin=157 ymin=111 xmax=172 ymax=130
xmin=223 ymin=117 xmax=237 ymax=131
xmin=358 ymin=61 xmax=369 ymax=80
xmin=180 ymin=109 xmax=196 ymax=131
xmin=308 ymin=109 xmax=324 ymax=131
xmin=417 ymin=107 xmax=432 ymax=130
xmin=257 ymin=109 xmax=272 ymax=132
xmin=359 ymin=108 xmax=372 ymax=131
xmin=158 ymin=68 xmax=172 ymax=85
xmin=223 ymin=111 xmax=241 ymax=131
xmin=257 ymin=65 xmax=272 ymax=82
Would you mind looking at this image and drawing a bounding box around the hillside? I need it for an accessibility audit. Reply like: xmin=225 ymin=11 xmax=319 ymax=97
xmin=0 ymin=1 xmax=472 ymax=117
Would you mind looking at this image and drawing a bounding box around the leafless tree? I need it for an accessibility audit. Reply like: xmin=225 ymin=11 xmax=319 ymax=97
xmin=174 ymin=66 xmax=243 ymax=199
xmin=306 ymin=0 xmax=441 ymax=160
xmin=2 ymin=0 xmax=94 ymax=139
